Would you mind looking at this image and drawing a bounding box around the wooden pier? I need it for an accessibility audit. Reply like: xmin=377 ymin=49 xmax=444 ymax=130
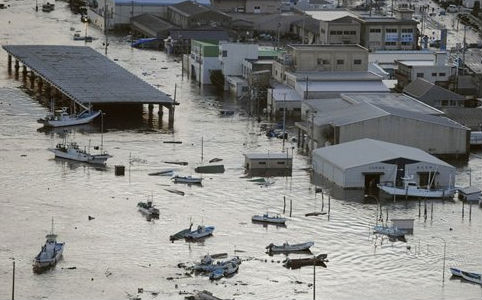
xmin=3 ymin=45 xmax=178 ymax=128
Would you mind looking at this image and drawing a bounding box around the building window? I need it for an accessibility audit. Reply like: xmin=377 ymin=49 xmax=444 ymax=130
xmin=330 ymin=31 xmax=337 ymax=35
xmin=222 ymin=50 xmax=227 ymax=57
xmin=277 ymin=161 xmax=286 ymax=165
xmin=254 ymin=5 xmax=260 ymax=9
xmin=386 ymin=28 xmax=398 ymax=33
xmin=432 ymin=72 xmax=437 ymax=76
xmin=343 ymin=31 xmax=356 ymax=35
xmin=441 ymin=100 xmax=448 ymax=106
xmin=322 ymin=59 xmax=330 ymax=64
xmin=385 ymin=42 xmax=396 ymax=46
xmin=259 ymin=161 xmax=266 ymax=165
xmin=417 ymin=73 xmax=424 ymax=78
xmin=336 ymin=59 xmax=344 ymax=65
xmin=354 ymin=59 xmax=362 ymax=65
xmin=317 ymin=58 xmax=322 ymax=65
xmin=401 ymin=42 xmax=411 ymax=46
xmin=439 ymin=72 xmax=446 ymax=76
xmin=370 ymin=28 xmax=381 ymax=33
xmin=401 ymin=28 xmax=413 ymax=33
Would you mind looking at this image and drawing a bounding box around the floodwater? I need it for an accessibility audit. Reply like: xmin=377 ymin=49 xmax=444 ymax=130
xmin=1 ymin=2 xmax=482 ymax=300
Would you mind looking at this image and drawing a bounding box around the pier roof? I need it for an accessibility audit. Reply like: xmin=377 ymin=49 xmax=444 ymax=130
xmin=3 ymin=45 xmax=174 ymax=106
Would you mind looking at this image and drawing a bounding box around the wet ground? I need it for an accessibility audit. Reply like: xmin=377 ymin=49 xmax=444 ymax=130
xmin=0 ymin=1 xmax=482 ymax=300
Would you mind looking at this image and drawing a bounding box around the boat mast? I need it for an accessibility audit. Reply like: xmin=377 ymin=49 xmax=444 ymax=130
xmin=201 ymin=136 xmax=203 ymax=164
xmin=51 ymin=217 xmax=54 ymax=235
xmin=11 ymin=260 xmax=14 ymax=300
xmin=100 ymin=110 xmax=104 ymax=153
xmin=313 ymin=256 xmax=316 ymax=300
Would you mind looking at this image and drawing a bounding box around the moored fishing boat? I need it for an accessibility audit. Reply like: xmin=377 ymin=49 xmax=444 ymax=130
xmin=461 ymin=271 xmax=482 ymax=284
xmin=284 ymin=254 xmax=328 ymax=269
xmin=266 ymin=241 xmax=314 ymax=254
xmin=137 ymin=196 xmax=159 ymax=218
xmin=49 ymin=141 xmax=112 ymax=165
xmin=184 ymin=225 xmax=214 ymax=240
xmin=169 ymin=224 xmax=193 ymax=241
xmin=33 ymin=219 xmax=65 ymax=273
xmin=378 ymin=176 xmax=455 ymax=199
xmin=252 ymin=214 xmax=286 ymax=225
xmin=172 ymin=175 xmax=203 ymax=184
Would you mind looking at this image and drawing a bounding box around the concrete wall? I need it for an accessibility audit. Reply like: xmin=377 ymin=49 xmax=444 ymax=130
xmin=219 ymin=43 xmax=258 ymax=76
xmin=292 ymin=47 xmax=368 ymax=72
xmin=325 ymin=23 xmax=361 ymax=45
xmin=361 ymin=24 xmax=418 ymax=51
xmin=338 ymin=115 xmax=469 ymax=156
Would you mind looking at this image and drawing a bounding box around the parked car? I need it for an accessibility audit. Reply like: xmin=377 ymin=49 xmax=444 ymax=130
xmin=447 ymin=4 xmax=458 ymax=12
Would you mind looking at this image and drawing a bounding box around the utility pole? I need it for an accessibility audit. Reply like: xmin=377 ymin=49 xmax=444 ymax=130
xmin=11 ymin=260 xmax=15 ymax=300
xmin=462 ymin=25 xmax=467 ymax=69
xmin=282 ymin=93 xmax=287 ymax=152
xmin=313 ymin=257 xmax=316 ymax=300
xmin=103 ymin=0 xmax=109 ymax=56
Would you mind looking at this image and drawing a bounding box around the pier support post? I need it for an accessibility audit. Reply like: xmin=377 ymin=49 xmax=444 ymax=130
xmin=158 ymin=104 xmax=163 ymax=120
xmin=37 ymin=78 xmax=43 ymax=96
xmin=30 ymin=72 xmax=35 ymax=90
xmin=168 ymin=105 xmax=175 ymax=129
xmin=22 ymin=65 xmax=27 ymax=82
xmin=7 ymin=55 xmax=12 ymax=73
xmin=148 ymin=103 xmax=154 ymax=115
xmin=14 ymin=60 xmax=19 ymax=79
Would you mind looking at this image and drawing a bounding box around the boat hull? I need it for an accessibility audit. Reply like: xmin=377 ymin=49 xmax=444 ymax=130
xmin=378 ymin=185 xmax=455 ymax=198
xmin=252 ymin=215 xmax=286 ymax=224
xmin=267 ymin=242 xmax=314 ymax=253
xmin=44 ymin=111 xmax=101 ymax=127
xmin=33 ymin=243 xmax=64 ymax=273
xmin=461 ymin=271 xmax=482 ymax=284
xmin=49 ymin=148 xmax=111 ymax=165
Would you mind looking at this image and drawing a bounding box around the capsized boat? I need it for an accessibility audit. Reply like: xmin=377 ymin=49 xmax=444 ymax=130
xmin=172 ymin=175 xmax=203 ymax=184
xmin=284 ymin=254 xmax=328 ymax=269
xmin=194 ymin=164 xmax=225 ymax=174
xmin=49 ymin=142 xmax=112 ymax=165
xmin=39 ymin=107 xmax=100 ymax=128
xmin=252 ymin=214 xmax=286 ymax=225
xmin=184 ymin=225 xmax=214 ymax=240
xmin=266 ymin=241 xmax=314 ymax=254
xmin=148 ymin=169 xmax=175 ymax=176
xmin=209 ymin=268 xmax=224 ymax=280
xmin=378 ymin=176 xmax=455 ymax=199
xmin=373 ymin=225 xmax=405 ymax=237
xmin=223 ymin=262 xmax=239 ymax=277
xmin=33 ymin=219 xmax=65 ymax=273
xmin=137 ymin=197 xmax=159 ymax=218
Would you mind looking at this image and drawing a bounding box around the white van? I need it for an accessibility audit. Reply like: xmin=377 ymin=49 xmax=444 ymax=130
xmin=447 ymin=4 xmax=458 ymax=12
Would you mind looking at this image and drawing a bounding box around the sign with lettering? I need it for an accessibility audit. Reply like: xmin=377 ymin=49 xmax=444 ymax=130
xmin=385 ymin=33 xmax=399 ymax=42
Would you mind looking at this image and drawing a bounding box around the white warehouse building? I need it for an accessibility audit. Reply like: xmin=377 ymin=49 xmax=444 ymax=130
xmin=312 ymin=138 xmax=456 ymax=190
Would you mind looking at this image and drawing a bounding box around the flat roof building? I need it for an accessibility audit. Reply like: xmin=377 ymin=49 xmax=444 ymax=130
xmin=244 ymin=152 xmax=292 ymax=176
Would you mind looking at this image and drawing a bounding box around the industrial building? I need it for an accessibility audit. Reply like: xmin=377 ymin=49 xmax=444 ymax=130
xmin=296 ymin=93 xmax=469 ymax=158
xmin=312 ymin=138 xmax=456 ymax=190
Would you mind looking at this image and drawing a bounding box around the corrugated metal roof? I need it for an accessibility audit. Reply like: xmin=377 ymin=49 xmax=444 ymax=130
xmin=313 ymin=138 xmax=455 ymax=170
xmin=379 ymin=105 xmax=468 ymax=129
xmin=115 ymin=0 xmax=210 ymax=5
xmin=305 ymin=10 xmax=360 ymax=22
xmin=244 ymin=153 xmax=292 ymax=160
xmin=169 ymin=29 xmax=229 ymax=40
xmin=3 ymin=45 xmax=173 ymax=105
xmin=342 ymin=93 xmax=444 ymax=115
xmin=169 ymin=1 xmax=210 ymax=17
xmin=295 ymin=80 xmax=389 ymax=92
xmin=403 ymin=78 xmax=465 ymax=103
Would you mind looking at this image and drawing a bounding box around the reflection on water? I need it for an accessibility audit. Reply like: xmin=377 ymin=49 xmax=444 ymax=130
xmin=0 ymin=2 xmax=482 ymax=300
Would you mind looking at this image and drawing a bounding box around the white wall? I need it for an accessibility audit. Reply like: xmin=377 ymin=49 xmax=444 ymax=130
xmin=219 ymin=43 xmax=259 ymax=76
xmin=409 ymin=65 xmax=454 ymax=83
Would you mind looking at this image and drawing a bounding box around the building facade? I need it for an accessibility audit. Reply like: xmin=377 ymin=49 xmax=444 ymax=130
xmin=189 ymin=40 xmax=221 ymax=84
xmin=210 ymin=0 xmax=281 ymax=13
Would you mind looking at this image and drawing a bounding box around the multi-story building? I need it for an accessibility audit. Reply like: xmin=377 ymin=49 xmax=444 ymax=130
xmin=189 ymin=40 xmax=221 ymax=84
xmin=304 ymin=10 xmax=362 ymax=45
xmin=395 ymin=52 xmax=456 ymax=89
xmin=210 ymin=0 xmax=281 ymax=13
xmin=272 ymin=44 xmax=369 ymax=82
xmin=359 ymin=9 xmax=419 ymax=51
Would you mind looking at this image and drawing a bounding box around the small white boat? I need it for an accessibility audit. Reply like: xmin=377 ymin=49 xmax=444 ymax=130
xmin=378 ymin=176 xmax=455 ymax=199
xmin=450 ymin=267 xmax=463 ymax=277
xmin=461 ymin=271 xmax=482 ymax=284
xmin=39 ymin=107 xmax=100 ymax=128
xmin=33 ymin=219 xmax=65 ymax=273
xmin=49 ymin=142 xmax=112 ymax=165
xmin=184 ymin=225 xmax=214 ymax=240
xmin=172 ymin=175 xmax=203 ymax=184
xmin=252 ymin=214 xmax=286 ymax=225
xmin=266 ymin=241 xmax=314 ymax=254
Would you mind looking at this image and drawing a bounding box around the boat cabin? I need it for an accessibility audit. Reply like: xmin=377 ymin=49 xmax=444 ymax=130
xmin=244 ymin=152 xmax=292 ymax=177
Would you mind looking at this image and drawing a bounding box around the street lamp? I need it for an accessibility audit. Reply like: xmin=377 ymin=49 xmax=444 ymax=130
xmin=431 ymin=236 xmax=446 ymax=284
